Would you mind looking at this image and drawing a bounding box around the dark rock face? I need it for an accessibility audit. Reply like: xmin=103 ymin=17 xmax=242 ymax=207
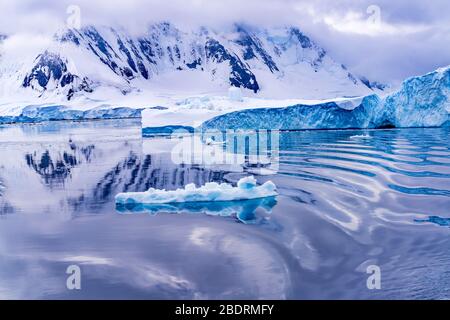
xmin=205 ymin=39 xmax=260 ymax=93
xmin=360 ymin=77 xmax=388 ymax=91
xmin=234 ymin=25 xmax=279 ymax=73
xmin=23 ymin=52 xmax=70 ymax=89
xmin=22 ymin=51 xmax=93 ymax=99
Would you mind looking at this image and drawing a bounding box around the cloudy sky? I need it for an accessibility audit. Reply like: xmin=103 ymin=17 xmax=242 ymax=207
xmin=1 ymin=0 xmax=449 ymax=84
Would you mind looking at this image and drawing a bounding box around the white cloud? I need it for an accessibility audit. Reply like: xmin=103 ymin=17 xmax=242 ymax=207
xmin=321 ymin=10 xmax=430 ymax=36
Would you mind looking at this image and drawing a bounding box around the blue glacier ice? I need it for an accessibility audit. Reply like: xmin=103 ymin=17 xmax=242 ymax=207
xmin=202 ymin=66 xmax=450 ymax=130
xmin=0 ymin=105 xmax=143 ymax=124
xmin=115 ymin=176 xmax=278 ymax=205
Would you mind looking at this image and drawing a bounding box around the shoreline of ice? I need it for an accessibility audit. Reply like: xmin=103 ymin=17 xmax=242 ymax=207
xmin=1 ymin=65 xmax=449 ymax=130
xmin=0 ymin=105 xmax=143 ymax=125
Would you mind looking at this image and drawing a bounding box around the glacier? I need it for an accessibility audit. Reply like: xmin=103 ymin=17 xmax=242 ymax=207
xmin=115 ymin=176 xmax=278 ymax=205
xmin=0 ymin=105 xmax=142 ymax=124
xmin=199 ymin=66 xmax=450 ymax=131
xmin=140 ymin=66 xmax=450 ymax=133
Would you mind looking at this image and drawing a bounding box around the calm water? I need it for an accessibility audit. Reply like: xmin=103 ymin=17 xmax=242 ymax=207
xmin=0 ymin=119 xmax=449 ymax=299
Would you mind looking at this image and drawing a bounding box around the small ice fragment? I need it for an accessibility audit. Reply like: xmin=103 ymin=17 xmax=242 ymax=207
xmin=350 ymin=134 xmax=372 ymax=139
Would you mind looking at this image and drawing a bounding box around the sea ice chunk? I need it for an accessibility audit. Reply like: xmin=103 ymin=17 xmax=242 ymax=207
xmin=115 ymin=176 xmax=278 ymax=205
xmin=350 ymin=134 xmax=372 ymax=139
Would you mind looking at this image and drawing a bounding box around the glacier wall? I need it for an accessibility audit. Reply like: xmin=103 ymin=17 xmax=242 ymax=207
xmin=201 ymin=66 xmax=450 ymax=130
xmin=0 ymin=105 xmax=142 ymax=124
xmin=379 ymin=66 xmax=450 ymax=128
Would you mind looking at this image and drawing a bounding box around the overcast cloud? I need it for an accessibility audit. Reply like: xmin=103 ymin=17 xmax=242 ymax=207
xmin=1 ymin=0 xmax=449 ymax=83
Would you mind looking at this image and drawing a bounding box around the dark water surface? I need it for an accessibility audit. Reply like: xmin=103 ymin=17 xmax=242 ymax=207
xmin=0 ymin=120 xmax=449 ymax=299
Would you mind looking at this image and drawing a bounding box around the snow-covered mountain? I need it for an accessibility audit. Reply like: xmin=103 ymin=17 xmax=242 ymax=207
xmin=0 ymin=23 xmax=379 ymax=103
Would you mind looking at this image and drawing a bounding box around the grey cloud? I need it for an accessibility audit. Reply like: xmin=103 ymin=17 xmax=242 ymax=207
xmin=0 ymin=0 xmax=449 ymax=84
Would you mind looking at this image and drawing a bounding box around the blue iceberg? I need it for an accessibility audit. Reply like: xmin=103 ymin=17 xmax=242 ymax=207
xmin=115 ymin=176 xmax=278 ymax=205
xmin=201 ymin=66 xmax=450 ymax=130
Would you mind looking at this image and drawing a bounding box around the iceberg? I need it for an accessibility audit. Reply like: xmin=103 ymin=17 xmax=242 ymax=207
xmin=350 ymin=134 xmax=372 ymax=139
xmin=115 ymin=176 xmax=278 ymax=205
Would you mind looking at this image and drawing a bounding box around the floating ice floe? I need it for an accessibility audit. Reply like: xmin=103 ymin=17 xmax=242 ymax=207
xmin=115 ymin=176 xmax=277 ymax=205
xmin=350 ymin=134 xmax=372 ymax=139
xmin=115 ymin=176 xmax=278 ymax=224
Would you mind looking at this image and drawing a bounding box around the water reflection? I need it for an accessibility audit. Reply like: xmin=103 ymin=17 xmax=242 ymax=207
xmin=0 ymin=121 xmax=449 ymax=299
xmin=24 ymin=145 xmax=95 ymax=187
xmin=116 ymin=196 xmax=277 ymax=224
xmin=0 ymin=120 xmax=231 ymax=216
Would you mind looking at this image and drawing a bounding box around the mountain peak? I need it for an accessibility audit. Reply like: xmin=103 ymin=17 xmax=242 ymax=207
xmin=2 ymin=23 xmax=377 ymax=101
